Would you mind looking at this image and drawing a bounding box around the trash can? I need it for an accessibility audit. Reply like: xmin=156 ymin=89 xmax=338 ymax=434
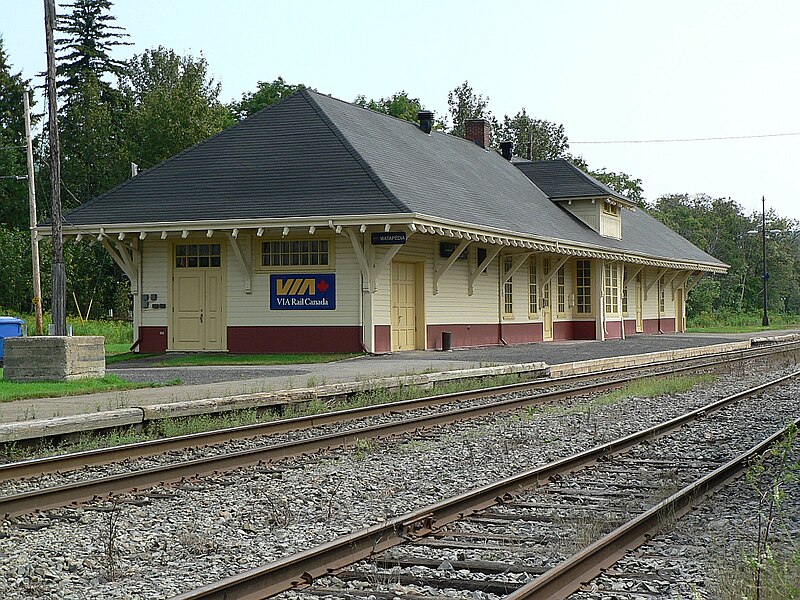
xmin=0 ymin=317 xmax=27 ymax=363
xmin=441 ymin=331 xmax=452 ymax=352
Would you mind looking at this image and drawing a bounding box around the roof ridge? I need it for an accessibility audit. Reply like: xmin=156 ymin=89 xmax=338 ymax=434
xmin=302 ymin=90 xmax=411 ymax=215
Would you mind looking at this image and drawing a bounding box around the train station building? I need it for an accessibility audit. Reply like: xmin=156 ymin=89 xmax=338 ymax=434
xmin=54 ymin=89 xmax=727 ymax=354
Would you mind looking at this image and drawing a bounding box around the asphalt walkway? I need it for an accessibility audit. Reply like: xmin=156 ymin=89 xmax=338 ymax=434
xmin=1 ymin=330 xmax=795 ymax=423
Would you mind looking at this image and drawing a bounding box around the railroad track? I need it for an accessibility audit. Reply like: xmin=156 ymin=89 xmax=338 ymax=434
xmin=3 ymin=339 xmax=798 ymax=478
xmin=168 ymin=371 xmax=800 ymax=600
xmin=1 ymin=344 xmax=796 ymax=519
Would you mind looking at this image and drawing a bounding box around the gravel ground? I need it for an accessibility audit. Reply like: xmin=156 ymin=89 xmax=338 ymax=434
xmin=1 ymin=360 xmax=798 ymax=599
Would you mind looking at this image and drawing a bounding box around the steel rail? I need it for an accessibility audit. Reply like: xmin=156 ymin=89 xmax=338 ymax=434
xmin=168 ymin=370 xmax=800 ymax=600
xmin=1 ymin=355 xmax=797 ymax=518
xmin=505 ymin=415 xmax=800 ymax=600
xmin=0 ymin=372 xmax=650 ymax=517
xmin=2 ymin=339 xmax=794 ymax=481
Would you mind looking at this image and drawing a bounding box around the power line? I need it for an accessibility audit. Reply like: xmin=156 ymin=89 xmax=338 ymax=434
xmin=572 ymin=131 xmax=800 ymax=145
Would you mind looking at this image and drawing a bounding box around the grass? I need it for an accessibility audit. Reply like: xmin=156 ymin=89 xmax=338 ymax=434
xmin=688 ymin=310 xmax=800 ymax=333
xmin=3 ymin=372 xmax=527 ymax=460
xmin=521 ymin=374 xmax=716 ymax=419
xmin=0 ymin=373 xmax=181 ymax=403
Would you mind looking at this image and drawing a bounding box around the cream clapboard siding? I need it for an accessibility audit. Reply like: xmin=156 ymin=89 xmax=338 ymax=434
xmin=638 ymin=267 xmax=677 ymax=320
xmin=425 ymin=238 xmax=500 ymax=326
xmin=226 ymin=233 xmax=360 ymax=326
xmin=564 ymin=200 xmax=599 ymax=231
xmin=141 ymin=240 xmax=169 ymax=327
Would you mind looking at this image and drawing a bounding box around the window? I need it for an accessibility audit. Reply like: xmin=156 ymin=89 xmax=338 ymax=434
xmin=659 ymin=275 xmax=666 ymax=313
xmin=261 ymin=239 xmax=329 ymax=268
xmin=503 ymin=256 xmax=513 ymax=316
xmin=604 ymin=263 xmax=619 ymax=313
xmin=575 ymin=259 xmax=592 ymax=314
xmin=557 ymin=266 xmax=566 ymax=313
xmin=175 ymin=244 xmax=221 ymax=268
xmin=542 ymin=257 xmax=551 ymax=309
xmin=528 ymin=258 xmax=538 ymax=315
xmin=603 ymin=201 xmax=620 ymax=216
xmin=621 ymin=267 xmax=629 ymax=315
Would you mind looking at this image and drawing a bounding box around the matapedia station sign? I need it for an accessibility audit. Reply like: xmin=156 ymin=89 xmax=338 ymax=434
xmin=270 ymin=274 xmax=336 ymax=310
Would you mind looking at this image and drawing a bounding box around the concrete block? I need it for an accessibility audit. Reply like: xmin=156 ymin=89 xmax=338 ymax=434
xmin=4 ymin=336 xmax=106 ymax=382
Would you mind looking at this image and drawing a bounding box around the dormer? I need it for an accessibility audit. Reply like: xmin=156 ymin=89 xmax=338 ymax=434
xmin=513 ymin=158 xmax=636 ymax=240
xmin=559 ymin=197 xmax=625 ymax=239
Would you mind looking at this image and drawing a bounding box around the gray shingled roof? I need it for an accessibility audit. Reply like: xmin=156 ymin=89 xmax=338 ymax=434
xmin=513 ymin=158 xmax=633 ymax=203
xmin=61 ymin=88 xmax=725 ymax=269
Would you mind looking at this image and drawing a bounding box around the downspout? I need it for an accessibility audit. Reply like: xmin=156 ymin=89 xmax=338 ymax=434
xmin=619 ymin=264 xmax=625 ymax=340
xmin=498 ymin=254 xmax=508 ymax=345
xmin=658 ymin=278 xmax=664 ymax=334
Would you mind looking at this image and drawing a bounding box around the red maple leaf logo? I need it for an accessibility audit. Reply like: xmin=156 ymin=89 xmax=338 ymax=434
xmin=316 ymin=279 xmax=329 ymax=293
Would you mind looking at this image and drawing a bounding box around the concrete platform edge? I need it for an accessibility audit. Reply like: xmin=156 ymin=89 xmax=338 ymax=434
xmin=1 ymin=337 xmax=787 ymax=444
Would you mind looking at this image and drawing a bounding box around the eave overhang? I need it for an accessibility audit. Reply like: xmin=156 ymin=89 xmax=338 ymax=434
xmin=36 ymin=212 xmax=728 ymax=274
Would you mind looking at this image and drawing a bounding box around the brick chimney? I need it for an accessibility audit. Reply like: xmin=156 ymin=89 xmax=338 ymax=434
xmin=465 ymin=119 xmax=491 ymax=149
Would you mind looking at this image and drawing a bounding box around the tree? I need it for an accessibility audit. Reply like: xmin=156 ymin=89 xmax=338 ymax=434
xmin=60 ymin=73 xmax=129 ymax=209
xmin=447 ymin=81 xmax=494 ymax=140
xmin=496 ymin=109 xmax=569 ymax=160
xmin=55 ymin=0 xmax=130 ymax=104
xmin=354 ymin=90 xmax=429 ymax=124
xmin=590 ymin=168 xmax=646 ymax=208
xmin=231 ymin=77 xmax=303 ymax=120
xmin=0 ymin=37 xmax=35 ymax=230
xmin=121 ymin=47 xmax=235 ymax=168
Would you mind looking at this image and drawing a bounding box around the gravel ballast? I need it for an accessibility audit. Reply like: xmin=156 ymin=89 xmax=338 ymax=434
xmin=1 ymin=361 xmax=798 ymax=599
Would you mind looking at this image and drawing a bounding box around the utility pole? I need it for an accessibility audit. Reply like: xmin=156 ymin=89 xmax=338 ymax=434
xmin=761 ymin=195 xmax=769 ymax=327
xmin=44 ymin=0 xmax=67 ymax=335
xmin=23 ymin=91 xmax=44 ymax=335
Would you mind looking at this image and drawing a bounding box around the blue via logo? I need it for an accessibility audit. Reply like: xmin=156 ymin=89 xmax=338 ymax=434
xmin=270 ymin=274 xmax=336 ymax=310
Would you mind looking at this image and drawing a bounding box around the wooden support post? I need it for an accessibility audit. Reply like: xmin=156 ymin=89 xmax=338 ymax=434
xmin=643 ymin=268 xmax=667 ymax=301
xmin=226 ymin=233 xmax=252 ymax=294
xmin=434 ymin=239 xmax=471 ymax=294
xmin=468 ymin=246 xmax=502 ymax=296
xmin=24 ymin=91 xmax=43 ymax=335
xmin=45 ymin=0 xmax=66 ymax=335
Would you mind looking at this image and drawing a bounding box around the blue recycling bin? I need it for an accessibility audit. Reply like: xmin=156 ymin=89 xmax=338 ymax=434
xmin=0 ymin=317 xmax=27 ymax=363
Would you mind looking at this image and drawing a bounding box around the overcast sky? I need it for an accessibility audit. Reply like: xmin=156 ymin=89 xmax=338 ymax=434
xmin=3 ymin=0 xmax=799 ymax=222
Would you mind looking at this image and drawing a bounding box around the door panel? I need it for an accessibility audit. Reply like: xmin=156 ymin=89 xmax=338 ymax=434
xmin=204 ymin=271 xmax=224 ymax=350
xmin=541 ymin=258 xmax=553 ymax=341
xmin=172 ymin=242 xmax=226 ymax=351
xmin=174 ymin=272 xmax=204 ymax=349
xmin=635 ymin=274 xmax=643 ymax=333
xmin=392 ymin=262 xmax=417 ymax=351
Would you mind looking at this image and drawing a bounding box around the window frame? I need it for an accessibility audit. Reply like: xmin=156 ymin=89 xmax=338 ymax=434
xmin=174 ymin=242 xmax=223 ymax=269
xmin=574 ymin=259 xmax=593 ymax=316
xmin=502 ymin=255 xmax=514 ymax=318
xmin=254 ymin=235 xmax=335 ymax=272
xmin=528 ymin=257 xmax=538 ymax=317
xmin=556 ymin=265 xmax=566 ymax=316
xmin=604 ymin=263 xmax=619 ymax=314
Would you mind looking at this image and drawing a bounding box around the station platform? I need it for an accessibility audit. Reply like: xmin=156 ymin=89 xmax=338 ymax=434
xmin=1 ymin=330 xmax=798 ymax=442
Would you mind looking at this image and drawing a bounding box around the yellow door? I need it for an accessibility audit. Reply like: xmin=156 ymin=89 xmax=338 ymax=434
xmin=635 ymin=273 xmax=644 ymax=333
xmin=174 ymin=271 xmax=204 ymax=350
xmin=172 ymin=243 xmax=225 ymax=351
xmin=542 ymin=259 xmax=553 ymax=341
xmin=392 ymin=262 xmax=417 ymax=351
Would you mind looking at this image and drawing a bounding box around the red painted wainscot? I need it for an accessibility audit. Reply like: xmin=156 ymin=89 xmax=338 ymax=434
xmin=138 ymin=326 xmax=168 ymax=353
xmin=227 ymin=326 xmax=362 ymax=353
xmin=553 ymin=320 xmax=596 ymax=341
xmin=605 ymin=320 xmax=623 ymax=339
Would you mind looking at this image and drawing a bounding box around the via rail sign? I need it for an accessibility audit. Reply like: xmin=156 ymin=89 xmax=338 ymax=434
xmin=270 ymin=274 xmax=336 ymax=310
